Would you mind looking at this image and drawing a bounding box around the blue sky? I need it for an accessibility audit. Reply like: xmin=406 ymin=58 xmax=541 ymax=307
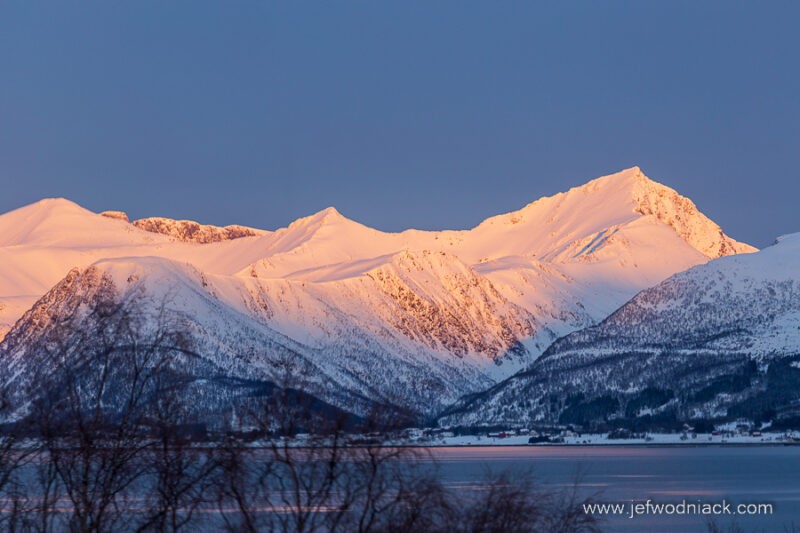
xmin=1 ymin=2 xmax=798 ymax=247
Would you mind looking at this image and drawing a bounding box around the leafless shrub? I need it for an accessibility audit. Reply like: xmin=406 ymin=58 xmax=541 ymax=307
xmin=0 ymin=392 xmax=35 ymax=532
xmin=136 ymin=387 xmax=218 ymax=532
xmin=445 ymin=467 xmax=600 ymax=533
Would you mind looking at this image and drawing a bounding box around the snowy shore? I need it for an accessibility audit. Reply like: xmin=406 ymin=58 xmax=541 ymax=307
xmin=411 ymin=432 xmax=800 ymax=447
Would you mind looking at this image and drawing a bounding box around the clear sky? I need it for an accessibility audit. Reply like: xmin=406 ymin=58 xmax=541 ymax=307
xmin=1 ymin=2 xmax=798 ymax=247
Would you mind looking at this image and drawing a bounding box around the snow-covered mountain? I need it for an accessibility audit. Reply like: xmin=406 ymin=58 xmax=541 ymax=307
xmin=0 ymin=257 xmax=489 ymax=423
xmin=0 ymin=167 xmax=755 ymax=421
xmin=440 ymin=233 xmax=800 ymax=429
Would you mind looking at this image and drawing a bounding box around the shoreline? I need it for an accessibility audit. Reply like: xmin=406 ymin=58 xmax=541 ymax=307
xmin=408 ymin=432 xmax=800 ymax=448
xmin=416 ymin=442 xmax=800 ymax=448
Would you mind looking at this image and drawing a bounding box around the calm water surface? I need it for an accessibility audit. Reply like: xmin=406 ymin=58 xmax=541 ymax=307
xmin=427 ymin=445 xmax=800 ymax=532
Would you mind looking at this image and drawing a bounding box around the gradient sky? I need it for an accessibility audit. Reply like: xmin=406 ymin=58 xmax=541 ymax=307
xmin=1 ymin=2 xmax=798 ymax=248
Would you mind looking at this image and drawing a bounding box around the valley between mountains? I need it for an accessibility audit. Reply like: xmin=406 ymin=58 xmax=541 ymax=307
xmin=4 ymin=166 xmax=796 ymax=431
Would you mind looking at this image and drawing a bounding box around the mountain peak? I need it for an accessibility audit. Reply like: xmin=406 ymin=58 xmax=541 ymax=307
xmin=466 ymin=167 xmax=754 ymax=268
xmin=576 ymin=165 xmax=650 ymax=192
xmin=319 ymin=206 xmax=342 ymax=217
xmin=20 ymin=197 xmax=88 ymax=214
xmin=0 ymin=198 xmax=100 ymax=246
xmin=286 ymin=206 xmax=352 ymax=231
xmin=312 ymin=206 xmax=345 ymax=222
xmin=604 ymin=165 xmax=643 ymax=180
xmin=563 ymin=167 xmax=756 ymax=259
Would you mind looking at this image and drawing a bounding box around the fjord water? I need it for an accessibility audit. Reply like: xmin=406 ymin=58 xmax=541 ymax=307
xmin=430 ymin=446 xmax=800 ymax=532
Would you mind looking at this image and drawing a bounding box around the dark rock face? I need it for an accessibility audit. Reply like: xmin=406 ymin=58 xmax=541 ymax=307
xmin=132 ymin=217 xmax=261 ymax=243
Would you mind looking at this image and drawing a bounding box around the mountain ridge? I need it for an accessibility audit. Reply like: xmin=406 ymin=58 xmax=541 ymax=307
xmin=0 ymin=167 xmax=758 ymax=422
